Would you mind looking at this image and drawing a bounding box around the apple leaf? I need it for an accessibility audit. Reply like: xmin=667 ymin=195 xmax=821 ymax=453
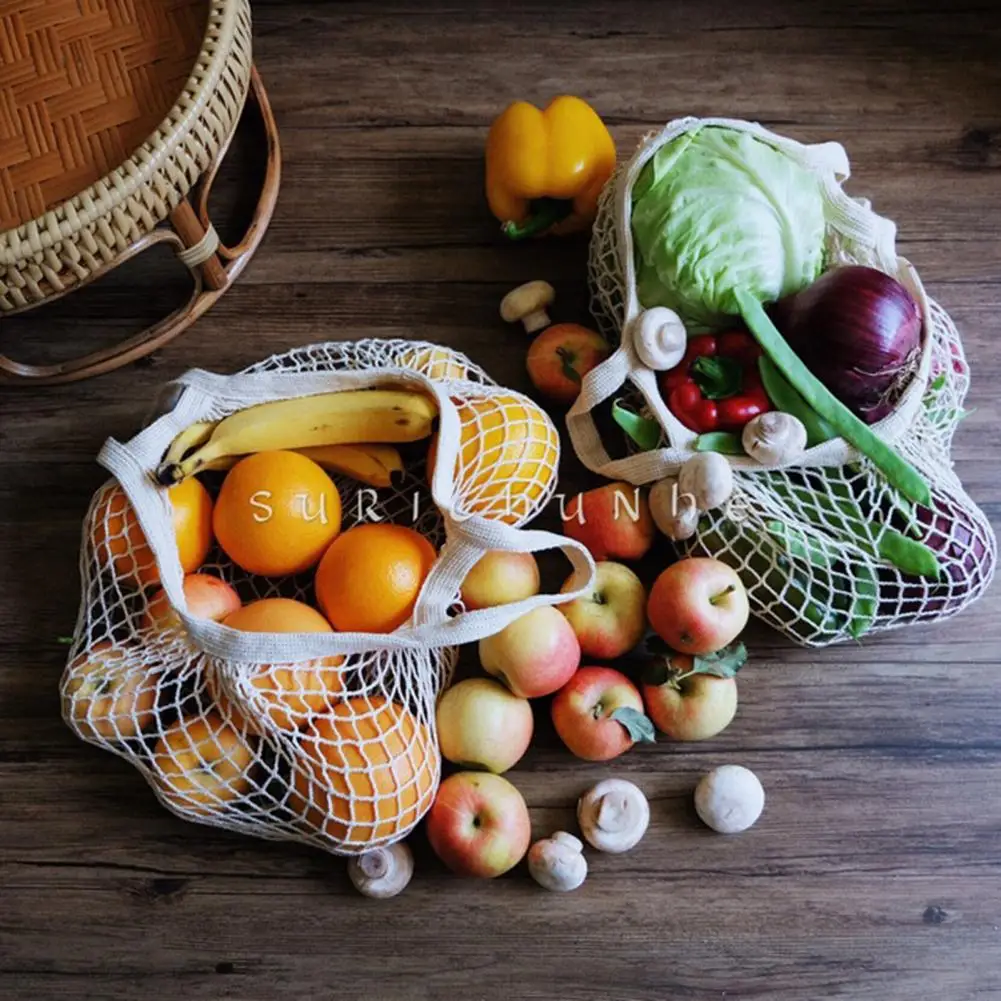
xmin=610 ymin=707 xmax=656 ymax=744
xmin=690 ymin=642 xmax=748 ymax=679
xmin=612 ymin=399 xmax=662 ymax=451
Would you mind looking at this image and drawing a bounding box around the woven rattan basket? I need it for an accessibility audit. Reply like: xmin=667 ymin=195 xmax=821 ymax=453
xmin=0 ymin=0 xmax=281 ymax=384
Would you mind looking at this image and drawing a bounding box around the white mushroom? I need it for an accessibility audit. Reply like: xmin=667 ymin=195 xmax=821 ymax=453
xmin=500 ymin=281 xmax=556 ymax=334
xmin=577 ymin=778 xmax=650 ymax=854
xmin=347 ymin=843 xmax=414 ymax=898
xmin=741 ymin=412 xmax=807 ymax=465
xmin=629 ymin=307 xmax=687 ymax=371
xmin=694 ymin=765 xmax=765 ymax=834
xmin=678 ymin=452 xmax=734 ymax=511
xmin=649 ymin=477 xmax=700 ymax=541
xmin=527 ymin=831 xmax=588 ymax=892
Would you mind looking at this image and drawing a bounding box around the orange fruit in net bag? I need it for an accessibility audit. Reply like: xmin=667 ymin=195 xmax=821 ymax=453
xmin=61 ymin=642 xmax=160 ymax=742
xmin=206 ymin=598 xmax=346 ymax=733
xmin=314 ymin=523 xmax=437 ymax=633
xmin=92 ymin=479 xmax=213 ymax=589
xmin=152 ymin=713 xmax=257 ymax=817
xmin=290 ymin=696 xmax=436 ymax=847
xmin=428 ymin=394 xmax=559 ymax=525
xmin=213 ymin=450 xmax=342 ymax=577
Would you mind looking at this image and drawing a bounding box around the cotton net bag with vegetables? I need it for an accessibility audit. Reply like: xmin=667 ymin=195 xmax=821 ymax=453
xmin=572 ymin=117 xmax=995 ymax=646
xmin=62 ymin=341 xmax=594 ymax=856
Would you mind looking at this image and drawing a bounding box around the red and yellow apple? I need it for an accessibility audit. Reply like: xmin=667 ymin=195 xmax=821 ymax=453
xmin=551 ymin=666 xmax=654 ymax=762
xmin=144 ymin=573 xmax=242 ymax=632
xmin=642 ymin=654 xmax=738 ymax=741
xmin=526 ymin=323 xmax=612 ymax=405
xmin=478 ymin=605 xmax=581 ymax=699
xmin=460 ymin=550 xmax=541 ymax=611
xmin=425 ymin=771 xmax=531 ymax=877
xmin=562 ymin=482 xmax=655 ymax=562
xmin=436 ymin=678 xmax=534 ymax=773
xmin=647 ymin=557 xmax=749 ymax=655
xmin=559 ymin=561 xmax=647 ymax=660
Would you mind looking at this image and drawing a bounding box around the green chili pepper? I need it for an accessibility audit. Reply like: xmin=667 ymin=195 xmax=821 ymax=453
xmin=758 ymin=356 xmax=837 ymax=447
xmin=736 ymin=289 xmax=932 ymax=507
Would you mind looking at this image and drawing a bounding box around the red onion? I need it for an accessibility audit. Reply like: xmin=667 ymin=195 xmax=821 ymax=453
xmin=770 ymin=265 xmax=922 ymax=424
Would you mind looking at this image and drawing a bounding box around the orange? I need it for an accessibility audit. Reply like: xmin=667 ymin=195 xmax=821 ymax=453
xmin=152 ymin=713 xmax=257 ymax=816
xmin=290 ymin=696 xmax=436 ymax=847
xmin=61 ymin=642 xmax=160 ymax=742
xmin=207 ymin=598 xmax=346 ymax=732
xmin=213 ymin=450 xmax=342 ymax=577
xmin=92 ymin=479 xmax=213 ymax=589
xmin=314 ymin=523 xmax=437 ymax=633
xmin=429 ymin=394 xmax=559 ymax=525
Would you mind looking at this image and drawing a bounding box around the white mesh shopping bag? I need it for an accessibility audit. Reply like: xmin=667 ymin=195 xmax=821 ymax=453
xmin=61 ymin=340 xmax=594 ymax=854
xmin=569 ymin=116 xmax=994 ymax=646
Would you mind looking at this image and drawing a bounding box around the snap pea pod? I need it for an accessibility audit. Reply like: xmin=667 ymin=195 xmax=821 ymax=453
xmin=736 ymin=289 xmax=931 ymax=507
xmin=758 ymin=356 xmax=837 ymax=447
xmin=698 ymin=517 xmax=852 ymax=640
xmin=878 ymin=529 xmax=941 ymax=579
xmin=765 ymin=519 xmax=877 ymax=637
xmin=769 ymin=473 xmax=940 ymax=580
xmin=694 ymin=431 xmax=745 ymax=455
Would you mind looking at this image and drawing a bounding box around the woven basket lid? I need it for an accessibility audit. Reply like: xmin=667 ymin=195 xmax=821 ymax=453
xmin=0 ymin=0 xmax=212 ymax=232
xmin=0 ymin=0 xmax=252 ymax=313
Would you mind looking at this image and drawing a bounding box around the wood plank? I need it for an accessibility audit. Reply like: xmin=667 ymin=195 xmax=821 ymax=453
xmin=2 ymin=1 xmax=1001 ymax=999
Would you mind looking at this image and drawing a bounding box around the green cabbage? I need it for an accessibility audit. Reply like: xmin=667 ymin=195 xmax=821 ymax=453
xmin=631 ymin=127 xmax=826 ymax=330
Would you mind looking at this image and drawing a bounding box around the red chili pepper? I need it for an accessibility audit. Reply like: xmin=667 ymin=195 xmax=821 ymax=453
xmin=660 ymin=331 xmax=771 ymax=433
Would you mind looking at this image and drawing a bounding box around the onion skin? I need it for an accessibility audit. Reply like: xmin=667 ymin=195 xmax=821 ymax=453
xmin=771 ymin=266 xmax=922 ymax=424
xmin=879 ymin=491 xmax=995 ymax=616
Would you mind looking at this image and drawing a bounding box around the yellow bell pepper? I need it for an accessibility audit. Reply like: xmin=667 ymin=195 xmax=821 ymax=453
xmin=486 ymin=96 xmax=616 ymax=240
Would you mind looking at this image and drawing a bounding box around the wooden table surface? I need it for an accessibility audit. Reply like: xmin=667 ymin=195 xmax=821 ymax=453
xmin=3 ymin=2 xmax=1001 ymax=999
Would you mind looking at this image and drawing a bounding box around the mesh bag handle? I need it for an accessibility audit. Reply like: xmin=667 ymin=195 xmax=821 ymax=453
xmin=97 ymin=360 xmax=596 ymax=661
xmin=570 ymin=115 xmax=931 ymax=484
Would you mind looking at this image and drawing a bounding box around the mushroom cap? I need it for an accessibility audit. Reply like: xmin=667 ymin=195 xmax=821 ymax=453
xmin=694 ymin=764 xmax=764 ymax=834
xmin=500 ymin=280 xmax=555 ymax=322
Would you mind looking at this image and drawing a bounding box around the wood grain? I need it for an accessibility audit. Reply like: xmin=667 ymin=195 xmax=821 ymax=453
xmin=2 ymin=2 xmax=1001 ymax=999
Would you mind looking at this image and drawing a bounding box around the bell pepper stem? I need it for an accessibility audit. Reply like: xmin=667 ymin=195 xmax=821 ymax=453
xmin=502 ymin=198 xmax=573 ymax=240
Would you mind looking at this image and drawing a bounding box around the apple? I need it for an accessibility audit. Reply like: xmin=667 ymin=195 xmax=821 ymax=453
xmin=559 ymin=561 xmax=647 ymax=660
xmin=562 ymin=481 xmax=655 ymax=562
xmin=526 ymin=323 xmax=612 ymax=405
xmin=551 ymin=666 xmax=654 ymax=762
xmin=647 ymin=557 xmax=749 ymax=655
xmin=425 ymin=771 xmax=531 ymax=877
xmin=461 ymin=550 xmax=540 ymax=611
xmin=436 ymin=678 xmax=534 ymax=773
xmin=144 ymin=573 xmax=242 ymax=632
xmin=642 ymin=652 xmax=741 ymax=741
xmin=479 ymin=605 xmax=580 ymax=699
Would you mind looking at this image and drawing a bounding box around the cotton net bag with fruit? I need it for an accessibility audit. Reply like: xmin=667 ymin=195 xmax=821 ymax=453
xmin=571 ymin=116 xmax=995 ymax=647
xmin=62 ymin=340 xmax=594 ymax=856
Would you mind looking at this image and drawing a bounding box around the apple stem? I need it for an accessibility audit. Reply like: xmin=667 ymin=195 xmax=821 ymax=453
xmin=708 ymin=584 xmax=736 ymax=606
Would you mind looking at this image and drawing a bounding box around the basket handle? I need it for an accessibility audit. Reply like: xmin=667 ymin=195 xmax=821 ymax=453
xmin=0 ymin=229 xmax=201 ymax=385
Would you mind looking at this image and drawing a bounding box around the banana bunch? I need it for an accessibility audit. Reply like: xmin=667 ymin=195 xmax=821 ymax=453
xmin=156 ymin=389 xmax=437 ymax=487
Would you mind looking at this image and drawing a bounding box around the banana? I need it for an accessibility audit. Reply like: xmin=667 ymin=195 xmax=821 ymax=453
xmin=297 ymin=444 xmax=405 ymax=488
xmin=156 ymin=390 xmax=436 ymax=484
xmin=161 ymin=420 xmax=218 ymax=467
xmin=168 ymin=443 xmax=405 ymax=488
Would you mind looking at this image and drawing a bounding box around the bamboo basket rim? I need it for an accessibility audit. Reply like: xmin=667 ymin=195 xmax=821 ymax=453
xmin=0 ymin=0 xmax=242 ymax=268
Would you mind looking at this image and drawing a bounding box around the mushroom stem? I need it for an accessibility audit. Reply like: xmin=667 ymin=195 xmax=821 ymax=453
xmin=348 ymin=842 xmax=414 ymax=899
xmin=522 ymin=308 xmax=551 ymax=334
